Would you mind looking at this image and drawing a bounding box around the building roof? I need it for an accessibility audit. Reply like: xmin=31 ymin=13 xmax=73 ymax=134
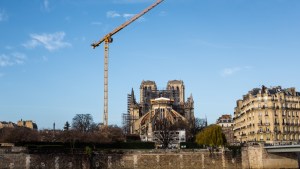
xmin=216 ymin=114 xmax=233 ymax=124
xmin=248 ymin=86 xmax=299 ymax=97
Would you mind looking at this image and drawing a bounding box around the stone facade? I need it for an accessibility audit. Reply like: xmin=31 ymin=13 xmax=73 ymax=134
xmin=234 ymin=86 xmax=300 ymax=144
xmin=2 ymin=146 xmax=298 ymax=169
xmin=0 ymin=120 xmax=37 ymax=130
xmin=0 ymin=121 xmax=16 ymax=129
xmin=0 ymin=148 xmax=241 ymax=169
xmin=216 ymin=115 xmax=234 ymax=145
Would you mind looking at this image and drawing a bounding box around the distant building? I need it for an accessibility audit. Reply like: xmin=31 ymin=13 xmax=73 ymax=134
xmin=216 ymin=114 xmax=234 ymax=145
xmin=0 ymin=121 xmax=17 ymax=129
xmin=216 ymin=114 xmax=233 ymax=128
xmin=123 ymin=80 xmax=195 ymax=147
xmin=17 ymin=119 xmax=38 ymax=130
xmin=234 ymin=86 xmax=300 ymax=144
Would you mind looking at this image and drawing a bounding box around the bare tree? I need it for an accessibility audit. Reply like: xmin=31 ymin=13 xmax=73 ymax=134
xmin=72 ymin=114 xmax=95 ymax=133
xmin=153 ymin=118 xmax=181 ymax=149
xmin=0 ymin=127 xmax=39 ymax=142
xmin=189 ymin=118 xmax=207 ymax=141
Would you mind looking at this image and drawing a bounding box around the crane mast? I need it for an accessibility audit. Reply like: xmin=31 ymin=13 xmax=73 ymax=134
xmin=92 ymin=0 xmax=164 ymax=126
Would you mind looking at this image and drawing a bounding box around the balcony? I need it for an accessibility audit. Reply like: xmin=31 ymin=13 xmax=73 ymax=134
xmin=257 ymin=130 xmax=265 ymax=134
xmin=249 ymin=131 xmax=255 ymax=135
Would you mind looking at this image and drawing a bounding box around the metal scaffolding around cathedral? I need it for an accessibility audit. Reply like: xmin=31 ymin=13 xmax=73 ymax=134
xmin=123 ymin=80 xmax=195 ymax=142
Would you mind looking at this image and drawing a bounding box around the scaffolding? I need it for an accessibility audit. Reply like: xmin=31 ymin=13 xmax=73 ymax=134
xmin=122 ymin=93 xmax=139 ymax=135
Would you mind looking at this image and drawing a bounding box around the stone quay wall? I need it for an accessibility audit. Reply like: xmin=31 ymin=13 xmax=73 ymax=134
xmin=0 ymin=148 xmax=241 ymax=169
xmin=242 ymin=145 xmax=298 ymax=169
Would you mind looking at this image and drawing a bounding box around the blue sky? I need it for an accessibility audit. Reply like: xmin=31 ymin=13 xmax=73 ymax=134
xmin=0 ymin=0 xmax=300 ymax=129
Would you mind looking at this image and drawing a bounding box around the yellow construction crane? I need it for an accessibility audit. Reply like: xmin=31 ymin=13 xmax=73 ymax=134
xmin=92 ymin=0 xmax=164 ymax=126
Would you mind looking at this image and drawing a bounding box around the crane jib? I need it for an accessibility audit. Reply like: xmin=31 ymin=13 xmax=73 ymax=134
xmin=92 ymin=0 xmax=164 ymax=49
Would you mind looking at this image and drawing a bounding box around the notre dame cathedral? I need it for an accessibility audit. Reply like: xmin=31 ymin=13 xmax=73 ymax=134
xmin=123 ymin=80 xmax=195 ymax=142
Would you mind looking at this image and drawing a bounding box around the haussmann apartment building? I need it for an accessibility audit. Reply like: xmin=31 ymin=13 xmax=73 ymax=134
xmin=233 ymin=86 xmax=300 ymax=144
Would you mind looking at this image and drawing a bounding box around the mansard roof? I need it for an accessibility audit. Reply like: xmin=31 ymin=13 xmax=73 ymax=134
xmin=248 ymin=86 xmax=298 ymax=97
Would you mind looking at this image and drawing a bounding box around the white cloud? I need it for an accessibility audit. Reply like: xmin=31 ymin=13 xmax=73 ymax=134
xmin=123 ymin=13 xmax=135 ymax=20
xmin=221 ymin=66 xmax=253 ymax=77
xmin=0 ymin=53 xmax=26 ymax=67
xmin=43 ymin=0 xmax=50 ymax=11
xmin=0 ymin=9 xmax=8 ymax=22
xmin=42 ymin=56 xmax=48 ymax=62
xmin=159 ymin=11 xmax=167 ymax=17
xmin=107 ymin=11 xmax=145 ymax=21
xmin=221 ymin=67 xmax=241 ymax=77
xmin=65 ymin=16 xmax=71 ymax=22
xmin=23 ymin=32 xmax=71 ymax=51
xmin=5 ymin=46 xmax=13 ymax=50
xmin=0 ymin=55 xmax=11 ymax=67
xmin=107 ymin=11 xmax=121 ymax=18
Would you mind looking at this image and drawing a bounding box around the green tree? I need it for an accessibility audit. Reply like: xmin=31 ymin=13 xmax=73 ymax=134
xmin=195 ymin=124 xmax=226 ymax=147
xmin=64 ymin=121 xmax=70 ymax=131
